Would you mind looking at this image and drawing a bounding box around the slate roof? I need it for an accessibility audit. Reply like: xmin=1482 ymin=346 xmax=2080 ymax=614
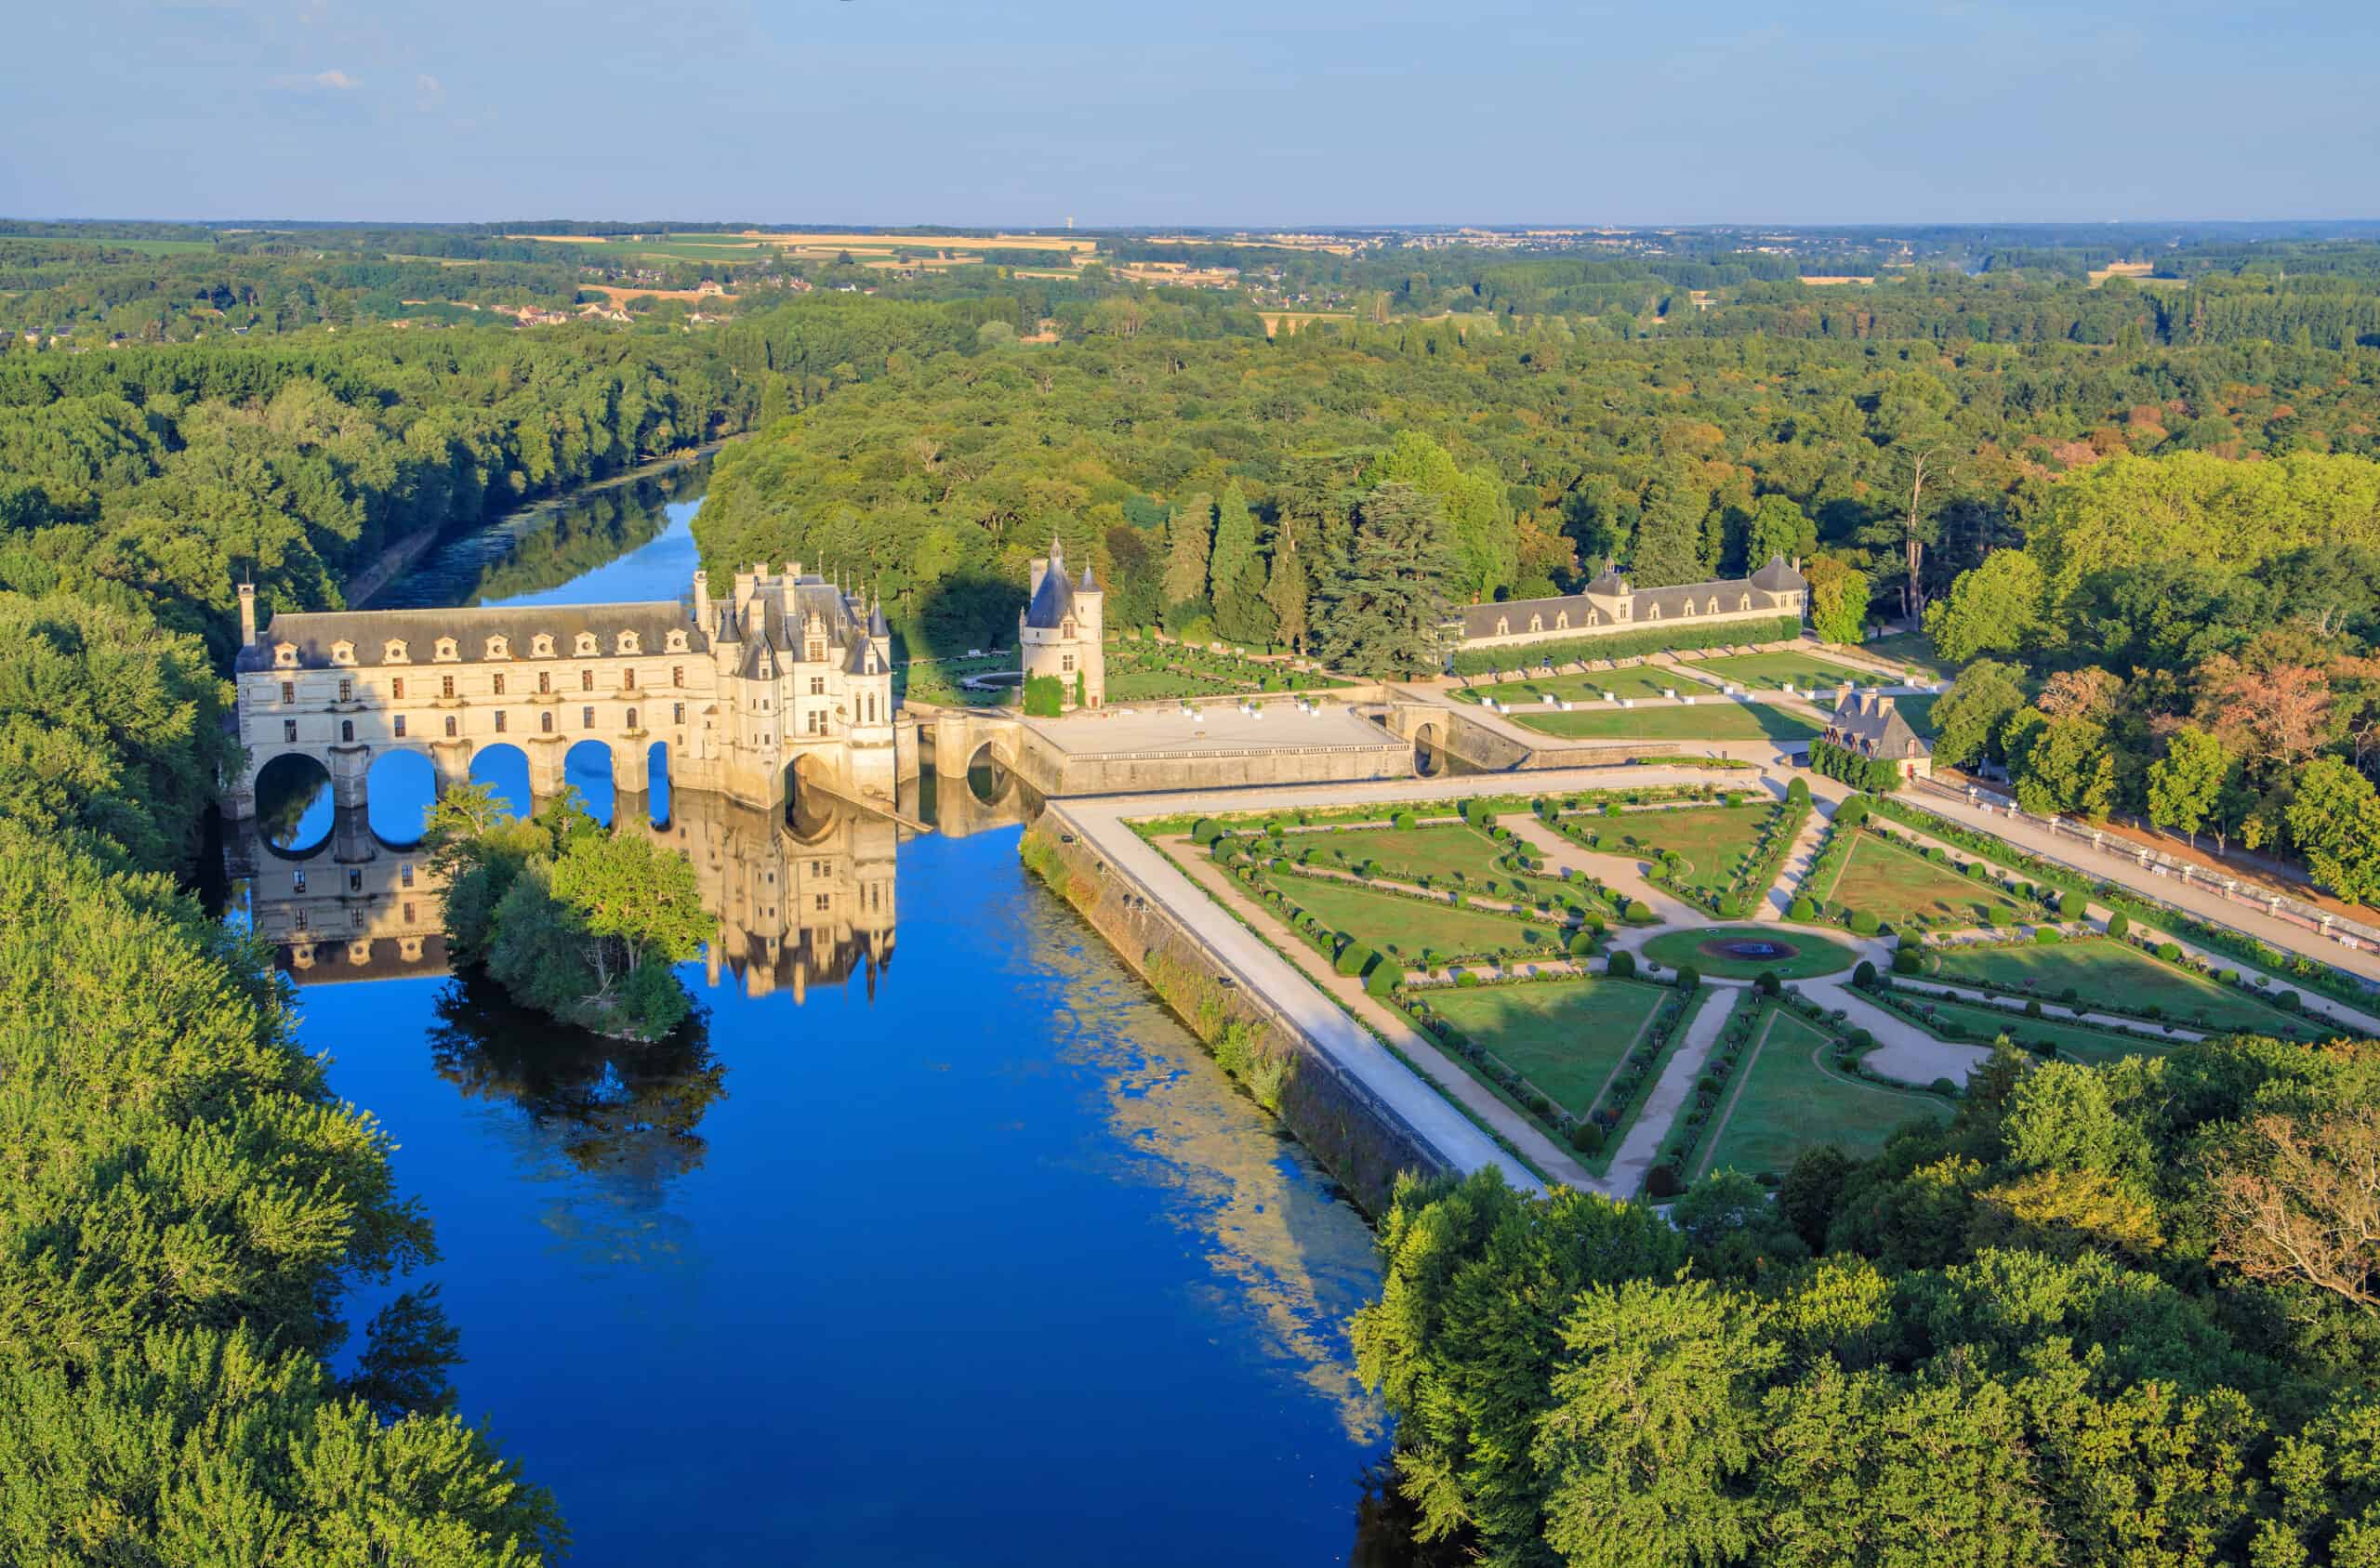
xmin=1750 ymin=554 xmax=1806 ymax=592
xmin=1827 ymin=690 xmax=1931 ymax=759
xmin=1023 ymin=565 xmax=1074 ymax=631
xmin=239 ymin=602 xmax=703 ymax=672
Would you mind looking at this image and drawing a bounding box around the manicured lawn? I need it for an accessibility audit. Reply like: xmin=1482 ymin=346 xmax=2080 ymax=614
xmin=1512 ymin=702 xmax=1820 ymax=743
xmin=1864 ymin=631 xmax=1951 ymax=680
xmin=1900 ymin=996 xmax=2175 ymax=1064
xmin=1691 ymin=650 xmax=1873 ymax=692
xmin=1292 ymin=823 xmax=1504 ymax=884
xmin=1259 ymin=869 xmax=1565 ymax=962
xmin=1641 ymin=925 xmax=1858 ymax=981
xmin=1606 ymin=804 xmax=1773 ymax=901
xmin=1427 ymin=978 xmax=1669 ymax=1114
xmin=1456 ymin=666 xmax=1683 ymax=705
xmin=1701 ymin=1010 xmax=1950 ymax=1179
xmin=1924 ymin=939 xmax=2306 ymax=1034
xmin=1819 ymin=830 xmax=2028 ymax=931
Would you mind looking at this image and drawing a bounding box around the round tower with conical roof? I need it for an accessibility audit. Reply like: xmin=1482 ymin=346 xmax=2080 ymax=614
xmin=1018 ymin=536 xmax=1104 ymax=710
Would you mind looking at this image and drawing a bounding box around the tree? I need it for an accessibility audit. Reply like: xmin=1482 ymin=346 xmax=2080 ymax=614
xmin=1363 ymin=431 xmax=1514 ymax=601
xmin=1160 ymin=492 xmax=1212 ymax=619
xmin=2011 ymin=714 xmax=2117 ymax=821
xmin=1931 ymin=659 xmax=2028 ymax=771
xmin=1208 ymin=484 xmax=1275 ymax=645
xmin=1804 ymin=556 xmax=1871 ymax=645
xmin=2286 ymin=756 xmax=2380 ymax=903
xmin=2147 ymin=725 xmax=2238 ymax=849
xmin=2201 ymin=654 xmax=2334 ymax=784
xmin=2212 ymin=1106 xmax=2380 ymax=1315
xmin=1264 ymin=534 xmax=1312 ymax=653
xmin=1925 ymin=550 xmax=2048 ymax=665
xmin=1629 ymin=471 xmax=1715 ymax=588
xmin=1742 ymin=494 xmax=1816 ymax=573
xmin=1312 ymin=482 xmax=1460 ymax=678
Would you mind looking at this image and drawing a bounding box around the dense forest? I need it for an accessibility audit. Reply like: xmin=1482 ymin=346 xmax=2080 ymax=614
xmin=7 ymin=221 xmax=2380 ymax=1560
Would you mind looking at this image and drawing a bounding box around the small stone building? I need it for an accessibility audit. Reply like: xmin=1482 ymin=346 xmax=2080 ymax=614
xmin=1018 ymin=537 xmax=1104 ymax=709
xmin=1823 ymin=682 xmax=1932 ymax=782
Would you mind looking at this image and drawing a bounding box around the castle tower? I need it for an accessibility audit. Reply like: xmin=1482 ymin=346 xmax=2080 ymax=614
xmin=1017 ymin=536 xmax=1103 ymax=711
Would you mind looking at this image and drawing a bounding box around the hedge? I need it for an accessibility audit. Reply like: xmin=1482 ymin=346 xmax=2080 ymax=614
xmin=1809 ymin=736 xmax=1906 ymax=794
xmin=1449 ymin=613 xmax=1804 ymax=677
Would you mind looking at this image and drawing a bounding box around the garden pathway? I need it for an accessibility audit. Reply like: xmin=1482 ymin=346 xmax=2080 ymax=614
xmin=1890 ymin=979 xmax=2210 ymax=1042
xmin=1798 ymin=980 xmax=1994 ymax=1086
xmin=1760 ymin=797 xmax=1838 ymax=920
xmin=1606 ymin=988 xmax=1740 ymax=1198
xmin=1501 ymin=815 xmax=1705 ymax=929
xmin=1159 ymin=837 xmax=1603 ymax=1193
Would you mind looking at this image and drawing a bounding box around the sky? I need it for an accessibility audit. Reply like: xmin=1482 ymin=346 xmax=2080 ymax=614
xmin=2 ymin=0 xmax=2374 ymax=226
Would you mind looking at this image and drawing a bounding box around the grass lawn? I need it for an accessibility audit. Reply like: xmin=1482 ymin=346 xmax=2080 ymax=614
xmin=1864 ymin=631 xmax=1951 ymax=680
xmin=1924 ymin=939 xmax=2307 ymax=1034
xmin=1259 ymin=869 xmax=1564 ymax=962
xmin=1900 ymin=995 xmax=2176 ymax=1064
xmin=1701 ymin=1010 xmax=1950 ymax=1179
xmin=1692 ymin=650 xmax=1874 ymax=692
xmin=1819 ymin=831 xmax=2028 ymax=931
xmin=1606 ymin=804 xmax=1774 ymax=901
xmin=1641 ymin=925 xmax=1858 ymax=980
xmin=1427 ymin=979 xmax=1668 ymax=1114
xmin=1456 ymin=666 xmax=1682 ymax=705
xmin=1295 ymin=823 xmax=1504 ymax=884
xmin=1513 ymin=703 xmax=1820 ymax=743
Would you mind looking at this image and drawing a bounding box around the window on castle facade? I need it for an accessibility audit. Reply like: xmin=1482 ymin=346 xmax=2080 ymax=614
xmin=391 ymin=678 xmax=404 ymax=700
xmin=492 ymin=674 xmax=505 ymax=695
xmin=582 ymin=707 xmax=594 ymax=730
xmin=495 ymin=712 xmax=507 ymax=734
xmin=393 ymin=716 xmax=406 ymax=739
xmin=284 ymin=719 xmax=298 ymax=743
xmin=442 ymin=676 xmax=455 ymax=699
xmin=337 ymin=679 xmax=352 ymax=703
xmin=581 ymin=670 xmax=594 ymax=692
xmin=281 ymin=681 xmax=296 ymax=705
xmin=538 ymin=671 xmax=551 ymax=695
xmin=624 ymin=668 xmax=636 ymax=689
xmin=444 ymin=717 xmax=456 ymax=738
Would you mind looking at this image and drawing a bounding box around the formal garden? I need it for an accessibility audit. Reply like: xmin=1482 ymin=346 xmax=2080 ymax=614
xmin=1452 ymin=665 xmax=1685 ymax=704
xmin=1507 ymin=702 xmax=1821 ymax=743
xmin=1812 ymin=825 xmax=2035 ymax=931
xmin=1685 ymin=1002 xmax=1951 ymax=1182
xmin=1102 ymin=634 xmax=1345 ymax=702
xmin=1916 ymin=934 xmax=2320 ymax=1037
xmin=1638 ymin=925 xmax=1858 ymax=982
xmin=1686 ymin=649 xmax=1877 ymax=692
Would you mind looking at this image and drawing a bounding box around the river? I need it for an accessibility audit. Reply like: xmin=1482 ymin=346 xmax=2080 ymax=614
xmin=230 ymin=468 xmax=1398 ymax=1565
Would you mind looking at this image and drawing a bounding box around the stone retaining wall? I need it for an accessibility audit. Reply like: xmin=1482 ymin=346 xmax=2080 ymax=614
xmin=1021 ymin=815 xmax=1450 ymax=1214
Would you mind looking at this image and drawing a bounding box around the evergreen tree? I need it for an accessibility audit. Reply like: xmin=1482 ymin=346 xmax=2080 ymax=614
xmin=1314 ymin=482 xmax=1459 ymax=678
xmin=1630 ymin=479 xmax=1713 ymax=586
xmin=1264 ymin=534 xmax=1312 ymax=653
xmin=1209 ymin=485 xmax=1276 ymax=645
xmin=1160 ymin=492 xmax=1212 ymax=631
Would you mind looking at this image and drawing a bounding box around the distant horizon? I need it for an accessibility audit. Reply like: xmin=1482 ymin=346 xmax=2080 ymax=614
xmin=8 ymin=217 xmax=2380 ymax=234
xmin=5 ymin=0 xmax=2371 ymax=225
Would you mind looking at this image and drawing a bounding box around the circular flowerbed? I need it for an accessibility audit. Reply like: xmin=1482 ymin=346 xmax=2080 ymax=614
xmin=1639 ymin=925 xmax=1858 ymax=981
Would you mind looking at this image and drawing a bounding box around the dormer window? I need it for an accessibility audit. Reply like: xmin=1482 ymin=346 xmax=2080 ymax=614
xmin=383 ymin=639 xmax=410 ymax=664
xmin=273 ymin=643 xmax=298 ymax=668
xmin=485 ymin=635 xmax=510 ymax=660
xmin=330 ymin=640 xmax=356 ymax=665
xmin=1707 ymin=598 xmax=1719 ymax=614
xmin=573 ymin=632 xmax=598 ymax=656
xmin=1680 ymin=600 xmax=1694 ymax=617
xmin=433 ymin=638 xmax=459 ymax=663
xmin=1528 ymin=614 xmax=1542 ymax=633
xmin=1739 ymin=594 xmax=1752 ymax=611
xmin=1495 ymin=617 xmax=1510 ymax=637
xmin=616 ymin=631 xmax=641 ymax=654
xmin=1061 ymin=620 xmax=1074 ymax=639
xmin=1646 ymin=603 xmax=1661 ymax=620
xmin=1555 ymin=612 xmax=1568 ymax=629
xmin=665 ymin=629 xmax=689 ymax=652
xmin=532 ymin=634 xmax=555 ymax=657
xmin=806 ymin=639 xmax=824 ymax=663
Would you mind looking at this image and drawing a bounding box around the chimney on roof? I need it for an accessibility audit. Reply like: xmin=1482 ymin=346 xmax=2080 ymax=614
xmin=1792 ymin=556 xmax=1802 ymax=573
xmin=1878 ymin=695 xmax=1896 ymax=714
xmin=1835 ymin=679 xmax=1853 ymax=708
xmin=693 ymin=570 xmax=711 ymax=630
xmin=733 ymin=569 xmax=757 ymax=626
xmin=238 ymin=581 xmax=257 ymax=647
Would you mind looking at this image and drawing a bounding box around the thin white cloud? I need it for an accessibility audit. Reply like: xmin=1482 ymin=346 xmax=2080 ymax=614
xmin=270 ymin=68 xmax=360 ymax=90
xmin=414 ymin=72 xmax=443 ymax=109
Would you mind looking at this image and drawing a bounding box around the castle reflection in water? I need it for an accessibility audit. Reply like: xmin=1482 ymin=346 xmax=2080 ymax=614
xmin=229 ymin=766 xmax=1030 ymax=1004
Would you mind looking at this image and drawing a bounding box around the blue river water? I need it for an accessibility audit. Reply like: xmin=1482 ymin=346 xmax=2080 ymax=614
xmin=239 ymin=481 xmax=1395 ymax=1564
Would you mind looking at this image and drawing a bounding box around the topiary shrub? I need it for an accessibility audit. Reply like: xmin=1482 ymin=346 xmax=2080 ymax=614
xmin=2107 ymin=912 xmax=2129 ymax=940
xmin=1364 ymin=963 xmax=1404 ymax=999
xmin=1964 ymin=860 xmax=1988 ymax=879
xmin=1834 ymin=796 xmax=1870 ymax=829
xmin=1930 ymin=1076 xmax=1959 ymax=1097
xmin=1891 ymin=948 xmax=1922 ymax=975
xmin=1567 ymin=930 xmax=1598 ymax=958
xmin=1624 ymin=900 xmax=1655 ymax=924
xmin=2156 ymin=942 xmax=2185 ymax=963
xmin=1673 ymin=964 xmax=1700 ymax=990
xmin=1190 ymin=817 xmax=1224 ymax=846
xmin=1606 ymin=950 xmax=1637 ymax=980
xmin=1787 ymin=776 xmax=1810 ymax=803
xmin=1454 ymin=970 xmax=1481 ymax=988
xmin=1850 ymin=961 xmax=1874 ymax=989
xmin=1788 ymin=897 xmax=1816 ymax=922
xmin=1334 ymin=941 xmax=1373 ymax=977
xmin=1714 ymin=896 xmax=1743 ymax=919
xmin=2024 ymin=998 xmax=2043 ymax=1017
xmin=1569 ymin=1123 xmax=1606 ymax=1154
xmin=2035 ymin=928 xmax=2064 ymax=945
xmin=1392 ymin=810 xmax=1417 ymax=831
xmin=1849 ymin=910 xmax=1881 ymax=936
xmin=1646 ymin=1165 xmax=1686 ymax=1200
xmin=1846 ymin=1027 xmax=1873 ymax=1050
xmin=2058 ymin=891 xmax=2085 ymax=919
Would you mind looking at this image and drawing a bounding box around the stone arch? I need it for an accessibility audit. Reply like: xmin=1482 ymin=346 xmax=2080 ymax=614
xmin=467 ymin=743 xmax=533 ymax=819
xmin=364 ymin=749 xmax=438 ymax=848
xmin=564 ymin=738 xmax=615 ymax=825
xmin=1409 ymin=718 xmax=1449 ymax=777
xmin=253 ymin=751 xmax=335 ymax=857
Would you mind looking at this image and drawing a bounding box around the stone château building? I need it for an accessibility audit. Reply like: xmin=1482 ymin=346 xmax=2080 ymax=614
xmin=1823 ymin=682 xmax=1933 ymax=782
xmin=1017 ymin=536 xmax=1104 ymax=709
xmin=1455 ymin=556 xmax=1807 ymax=652
xmin=227 ymin=561 xmax=906 ymax=826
